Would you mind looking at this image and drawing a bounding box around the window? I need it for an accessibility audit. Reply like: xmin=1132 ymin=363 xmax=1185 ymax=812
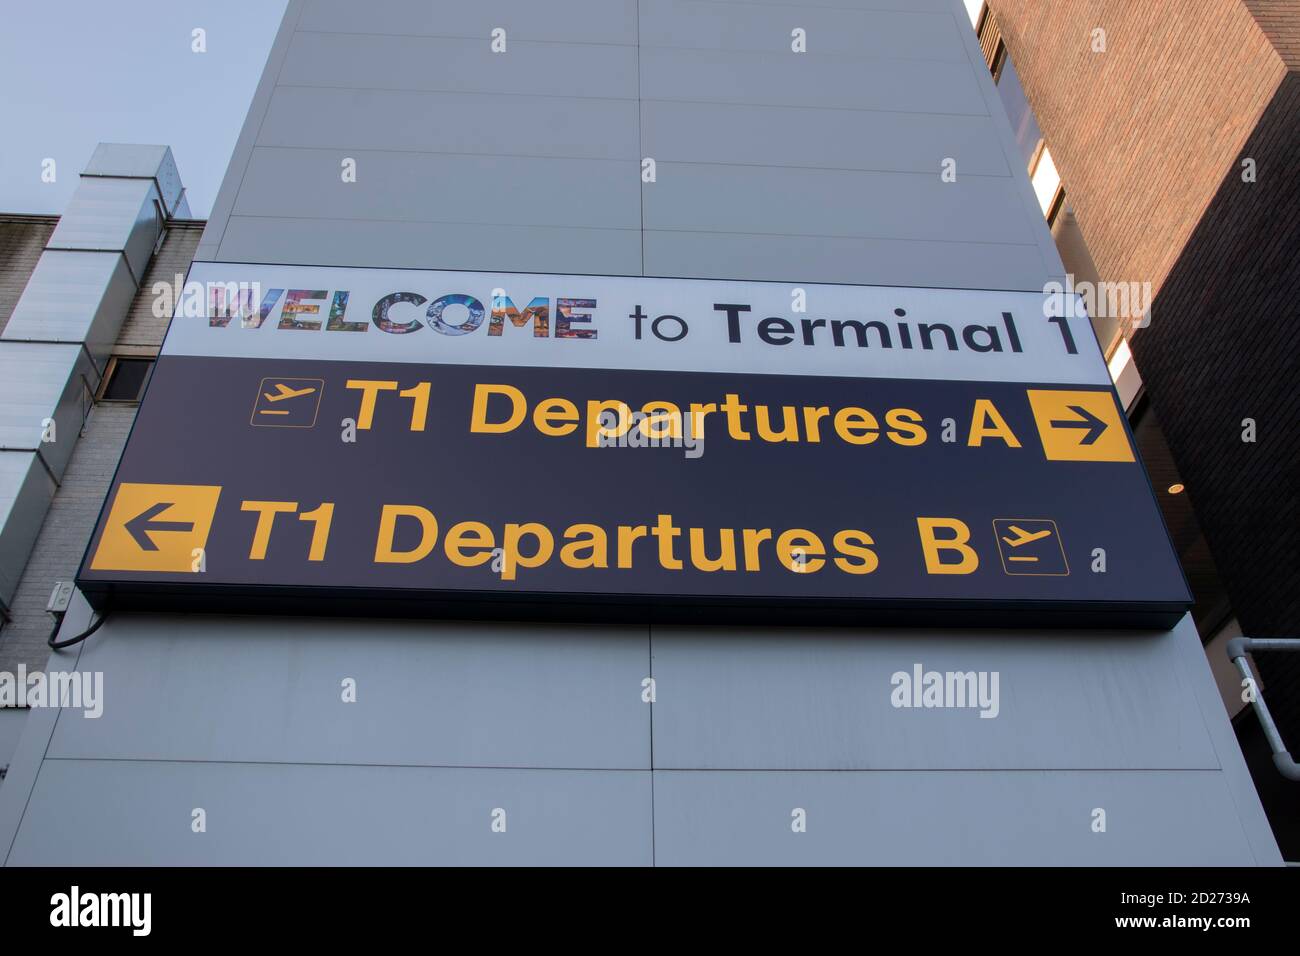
xmin=98 ymin=357 xmax=153 ymax=403
xmin=1031 ymin=145 xmax=1064 ymax=217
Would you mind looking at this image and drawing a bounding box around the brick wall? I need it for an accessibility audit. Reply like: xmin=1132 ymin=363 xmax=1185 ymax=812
xmin=0 ymin=223 xmax=204 ymax=673
xmin=1245 ymin=0 xmax=1300 ymax=68
xmin=986 ymin=0 xmax=1286 ymax=306
xmin=987 ymin=1 xmax=1300 ymax=830
xmin=1133 ymin=71 xmax=1300 ymax=723
xmin=117 ymin=221 xmax=205 ymax=349
xmin=0 ymin=405 xmax=137 ymax=673
xmin=0 ymin=216 xmax=57 ymax=334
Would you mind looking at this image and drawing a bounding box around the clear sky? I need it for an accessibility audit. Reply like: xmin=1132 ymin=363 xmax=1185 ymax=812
xmin=0 ymin=0 xmax=289 ymax=218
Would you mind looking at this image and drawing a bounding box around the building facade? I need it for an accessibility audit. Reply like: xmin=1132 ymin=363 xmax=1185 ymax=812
xmin=0 ymin=0 xmax=1282 ymax=865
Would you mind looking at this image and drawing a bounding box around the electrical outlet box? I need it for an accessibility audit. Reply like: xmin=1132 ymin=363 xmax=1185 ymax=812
xmin=47 ymin=581 xmax=75 ymax=613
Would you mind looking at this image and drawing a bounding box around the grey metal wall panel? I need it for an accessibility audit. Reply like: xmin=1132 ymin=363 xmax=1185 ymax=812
xmin=83 ymin=143 xmax=185 ymax=218
xmin=641 ymin=48 xmax=987 ymax=113
xmin=217 ymin=216 xmax=643 ymax=274
xmin=642 ymin=100 xmax=1010 ymax=176
xmin=2 ymin=251 xmax=137 ymax=375
xmin=652 ymin=769 xmax=1263 ymax=866
xmin=0 ymin=637 xmax=63 ymax=846
xmin=196 ymin=0 xmax=305 ymax=262
xmin=0 ymin=342 xmax=93 ymax=480
xmin=279 ymin=32 xmax=638 ymax=99
xmin=640 ymin=0 xmax=967 ymax=60
xmin=642 ymin=228 xmax=1049 ymax=289
xmin=0 ymin=452 xmax=57 ymax=610
xmin=0 ymin=708 xmax=29 ymax=771
xmin=46 ymin=177 xmax=161 ymax=283
xmin=643 ymin=163 xmax=1035 ymax=243
xmin=48 ymin=615 xmax=651 ymax=770
xmin=299 ymin=0 xmax=638 ymax=44
xmin=234 ymin=148 xmax=640 ymax=229
xmin=259 ymin=87 xmax=641 ymax=160
xmin=650 ymin=620 xmax=1218 ymax=770
xmin=948 ymin=0 xmax=1067 ymax=283
xmin=706 ymin=0 xmax=954 ymax=10
xmin=8 ymin=760 xmax=652 ymax=865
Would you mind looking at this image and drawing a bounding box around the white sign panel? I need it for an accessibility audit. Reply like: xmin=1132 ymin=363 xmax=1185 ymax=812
xmin=161 ymin=262 xmax=1110 ymax=386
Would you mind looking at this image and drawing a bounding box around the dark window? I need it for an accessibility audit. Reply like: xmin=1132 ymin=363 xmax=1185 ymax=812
xmin=100 ymin=358 xmax=153 ymax=402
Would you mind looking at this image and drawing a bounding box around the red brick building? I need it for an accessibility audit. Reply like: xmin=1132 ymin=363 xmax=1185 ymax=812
xmin=975 ymin=0 xmax=1299 ymax=855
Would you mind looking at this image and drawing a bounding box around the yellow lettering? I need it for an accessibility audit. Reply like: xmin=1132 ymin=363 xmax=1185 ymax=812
xmin=345 ymin=380 xmax=398 ymax=430
xmin=885 ymin=408 xmax=927 ymax=446
xmin=533 ymin=398 xmax=579 ymax=437
xmin=444 ymin=520 xmax=495 ymax=567
xmin=375 ymin=505 xmax=438 ymax=563
xmin=833 ymin=407 xmax=880 ymax=445
xmin=586 ymin=400 xmax=632 ymax=448
xmin=298 ymin=503 xmax=334 ymax=561
xmin=916 ymin=517 xmax=978 ymax=574
xmin=777 ymin=529 xmax=825 ymax=572
xmin=833 ymin=529 xmax=878 ymax=574
xmin=241 ymin=500 xmax=298 ymax=560
xmin=560 ymin=524 xmax=608 ymax=569
xmin=500 ymin=522 xmax=553 ymax=581
xmin=617 ymin=525 xmax=647 ymax=568
xmin=968 ymin=399 xmax=1021 ymax=447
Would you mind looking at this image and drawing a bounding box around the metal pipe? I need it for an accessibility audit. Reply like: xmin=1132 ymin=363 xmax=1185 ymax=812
xmin=1227 ymin=637 xmax=1300 ymax=781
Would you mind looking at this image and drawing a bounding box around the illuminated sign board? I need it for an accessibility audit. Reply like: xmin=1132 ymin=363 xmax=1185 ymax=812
xmin=77 ymin=262 xmax=1190 ymax=627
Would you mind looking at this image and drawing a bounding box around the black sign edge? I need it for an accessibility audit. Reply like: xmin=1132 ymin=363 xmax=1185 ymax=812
xmin=75 ymin=578 xmax=1188 ymax=631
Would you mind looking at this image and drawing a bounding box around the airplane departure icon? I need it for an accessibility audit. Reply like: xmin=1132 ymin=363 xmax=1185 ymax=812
xmin=992 ymin=519 xmax=1069 ymax=576
xmin=1000 ymin=525 xmax=1053 ymax=549
xmin=251 ymin=377 xmax=325 ymax=428
xmin=263 ymin=383 xmax=317 ymax=403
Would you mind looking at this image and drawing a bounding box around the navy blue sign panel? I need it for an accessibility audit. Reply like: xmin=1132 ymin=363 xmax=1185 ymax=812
xmin=78 ymin=354 xmax=1190 ymax=627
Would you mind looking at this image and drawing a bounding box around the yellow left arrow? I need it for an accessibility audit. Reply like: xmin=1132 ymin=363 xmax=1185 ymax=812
xmin=90 ymin=483 xmax=222 ymax=572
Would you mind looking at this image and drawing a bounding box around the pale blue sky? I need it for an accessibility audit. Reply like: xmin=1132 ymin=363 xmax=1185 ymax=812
xmin=0 ymin=0 xmax=289 ymax=218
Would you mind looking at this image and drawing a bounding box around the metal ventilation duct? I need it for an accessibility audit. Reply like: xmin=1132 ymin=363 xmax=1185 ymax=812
xmin=0 ymin=144 xmax=185 ymax=614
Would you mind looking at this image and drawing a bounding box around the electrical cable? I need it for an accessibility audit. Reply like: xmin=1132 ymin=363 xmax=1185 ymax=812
xmin=47 ymin=609 xmax=107 ymax=650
